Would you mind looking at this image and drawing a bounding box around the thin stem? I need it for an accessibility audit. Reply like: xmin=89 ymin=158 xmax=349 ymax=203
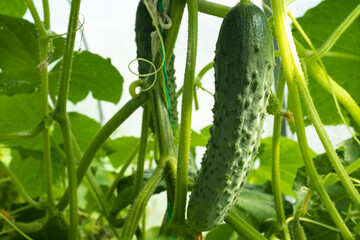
xmin=54 ymin=0 xmax=82 ymax=114
xmin=270 ymin=0 xmax=353 ymax=239
xmin=225 ymin=211 xmax=267 ymax=240
xmin=0 ymin=161 xmax=43 ymax=210
xmin=295 ymin=41 xmax=360 ymax=130
xmin=315 ymin=4 xmax=360 ymax=59
xmin=289 ymin=21 xmax=360 ymax=212
xmin=0 ymin=212 xmax=33 ymax=240
xmin=42 ymin=0 xmax=50 ymax=30
xmin=134 ymin=103 xmax=151 ymax=195
xmin=197 ymin=0 xmax=230 ymax=18
xmin=120 ymin=164 xmax=165 ymax=240
xmin=0 ymin=121 xmax=44 ymax=141
xmin=58 ymin=118 xmax=78 ymax=240
xmin=57 ymin=93 xmax=148 ymax=211
xmin=164 ymin=0 xmax=186 ymax=66
xmin=26 ymin=0 xmax=54 ymax=207
xmin=106 ymin=143 xmax=140 ymax=201
xmin=24 ymin=0 xmax=47 ymax=36
xmin=271 ymin=70 xmax=291 ymax=240
xmin=170 ymin=0 xmax=198 ymax=226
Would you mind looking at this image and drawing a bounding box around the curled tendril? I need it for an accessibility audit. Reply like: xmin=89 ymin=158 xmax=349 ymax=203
xmin=129 ymin=80 xmax=144 ymax=98
xmin=128 ymin=58 xmax=158 ymax=95
xmin=127 ymin=0 xmax=170 ymax=96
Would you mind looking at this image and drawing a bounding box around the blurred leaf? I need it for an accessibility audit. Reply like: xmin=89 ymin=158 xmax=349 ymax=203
xmin=248 ymin=137 xmax=316 ymax=196
xmin=190 ymin=125 xmax=211 ymax=147
xmin=53 ymin=112 xmax=101 ymax=151
xmin=145 ymin=227 xmax=168 ymax=240
xmin=103 ymin=136 xmax=139 ymax=169
xmin=205 ymin=224 xmax=238 ymax=240
xmin=9 ymin=149 xmax=65 ymax=198
xmin=0 ymin=15 xmax=65 ymax=96
xmin=49 ymin=51 xmax=123 ymax=104
xmin=0 ymin=0 xmax=27 ymax=18
xmin=292 ymin=0 xmax=360 ymax=126
xmin=0 ymin=92 xmax=41 ymax=134
xmin=0 ymin=15 xmax=39 ymax=88
xmin=111 ymin=168 xmax=167 ymax=215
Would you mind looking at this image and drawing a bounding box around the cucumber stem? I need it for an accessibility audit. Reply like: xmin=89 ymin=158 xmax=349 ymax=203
xmin=197 ymin=0 xmax=230 ymax=18
xmin=271 ymin=70 xmax=291 ymax=240
xmin=56 ymin=93 xmax=148 ymax=211
xmin=270 ymin=0 xmax=354 ymax=239
xmin=170 ymin=0 xmax=198 ymax=227
xmin=25 ymin=0 xmax=54 ymax=208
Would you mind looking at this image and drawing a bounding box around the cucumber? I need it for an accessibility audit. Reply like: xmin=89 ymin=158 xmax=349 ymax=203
xmin=166 ymin=54 xmax=179 ymax=130
xmin=187 ymin=1 xmax=274 ymax=231
xmin=135 ymin=0 xmax=154 ymax=77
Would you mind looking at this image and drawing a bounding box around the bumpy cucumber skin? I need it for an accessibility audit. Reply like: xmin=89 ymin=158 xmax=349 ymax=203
xmin=166 ymin=54 xmax=179 ymax=129
xmin=135 ymin=0 xmax=154 ymax=76
xmin=187 ymin=2 xmax=274 ymax=231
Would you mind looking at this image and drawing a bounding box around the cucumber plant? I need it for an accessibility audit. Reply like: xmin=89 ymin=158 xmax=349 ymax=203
xmin=0 ymin=0 xmax=359 ymax=240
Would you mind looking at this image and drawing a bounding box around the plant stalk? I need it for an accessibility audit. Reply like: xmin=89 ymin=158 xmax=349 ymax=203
xmin=270 ymin=0 xmax=353 ymax=239
xmin=57 ymin=93 xmax=148 ymax=211
xmin=225 ymin=211 xmax=267 ymax=240
xmin=170 ymin=0 xmax=198 ymax=226
xmin=134 ymin=103 xmax=151 ymax=195
xmin=271 ymin=70 xmax=291 ymax=240
xmin=0 ymin=161 xmax=43 ymax=210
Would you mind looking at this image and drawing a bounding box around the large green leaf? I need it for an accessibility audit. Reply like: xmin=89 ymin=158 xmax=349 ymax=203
xmin=0 ymin=15 xmax=40 ymax=90
xmin=293 ymin=0 xmax=360 ymax=125
xmin=52 ymin=112 xmax=101 ymax=152
xmin=248 ymin=137 xmax=316 ymax=196
xmin=0 ymin=0 xmax=27 ymax=18
xmin=103 ymin=136 xmax=140 ymax=168
xmin=0 ymin=14 xmax=65 ymax=96
xmin=0 ymin=92 xmax=41 ymax=134
xmin=49 ymin=51 xmax=123 ymax=104
xmin=9 ymin=149 xmax=65 ymax=198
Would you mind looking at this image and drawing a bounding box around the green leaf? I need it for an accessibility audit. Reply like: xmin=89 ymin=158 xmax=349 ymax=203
xmin=233 ymin=184 xmax=277 ymax=229
xmin=205 ymin=224 xmax=238 ymax=240
xmin=292 ymin=139 xmax=360 ymax=239
xmin=51 ymin=112 xmax=101 ymax=154
xmin=0 ymin=15 xmax=40 ymax=92
xmin=9 ymin=149 xmax=66 ymax=198
xmin=248 ymin=137 xmax=316 ymax=196
xmin=293 ymin=0 xmax=360 ymax=125
xmin=103 ymin=136 xmax=139 ymax=169
xmin=0 ymin=92 xmax=41 ymax=134
xmin=0 ymin=15 xmax=65 ymax=96
xmin=0 ymin=0 xmax=27 ymax=18
xmin=49 ymin=51 xmax=123 ymax=104
xmin=190 ymin=125 xmax=211 ymax=147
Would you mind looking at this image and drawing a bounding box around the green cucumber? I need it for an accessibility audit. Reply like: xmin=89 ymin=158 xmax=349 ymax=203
xmin=187 ymin=1 xmax=274 ymax=231
xmin=135 ymin=0 xmax=154 ymax=77
xmin=166 ymin=54 xmax=179 ymax=130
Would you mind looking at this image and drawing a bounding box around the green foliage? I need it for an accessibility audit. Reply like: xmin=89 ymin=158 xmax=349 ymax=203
xmin=0 ymin=0 xmax=27 ymax=18
xmin=292 ymin=0 xmax=360 ymax=126
xmin=248 ymin=137 xmax=316 ymax=196
xmin=49 ymin=51 xmax=123 ymax=104
xmin=0 ymin=0 xmax=359 ymax=239
xmin=102 ymin=136 xmax=140 ymax=168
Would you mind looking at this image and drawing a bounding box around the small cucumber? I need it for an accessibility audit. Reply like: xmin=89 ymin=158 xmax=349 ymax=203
xmin=166 ymin=54 xmax=179 ymax=130
xmin=135 ymin=0 xmax=154 ymax=77
xmin=187 ymin=1 xmax=274 ymax=231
